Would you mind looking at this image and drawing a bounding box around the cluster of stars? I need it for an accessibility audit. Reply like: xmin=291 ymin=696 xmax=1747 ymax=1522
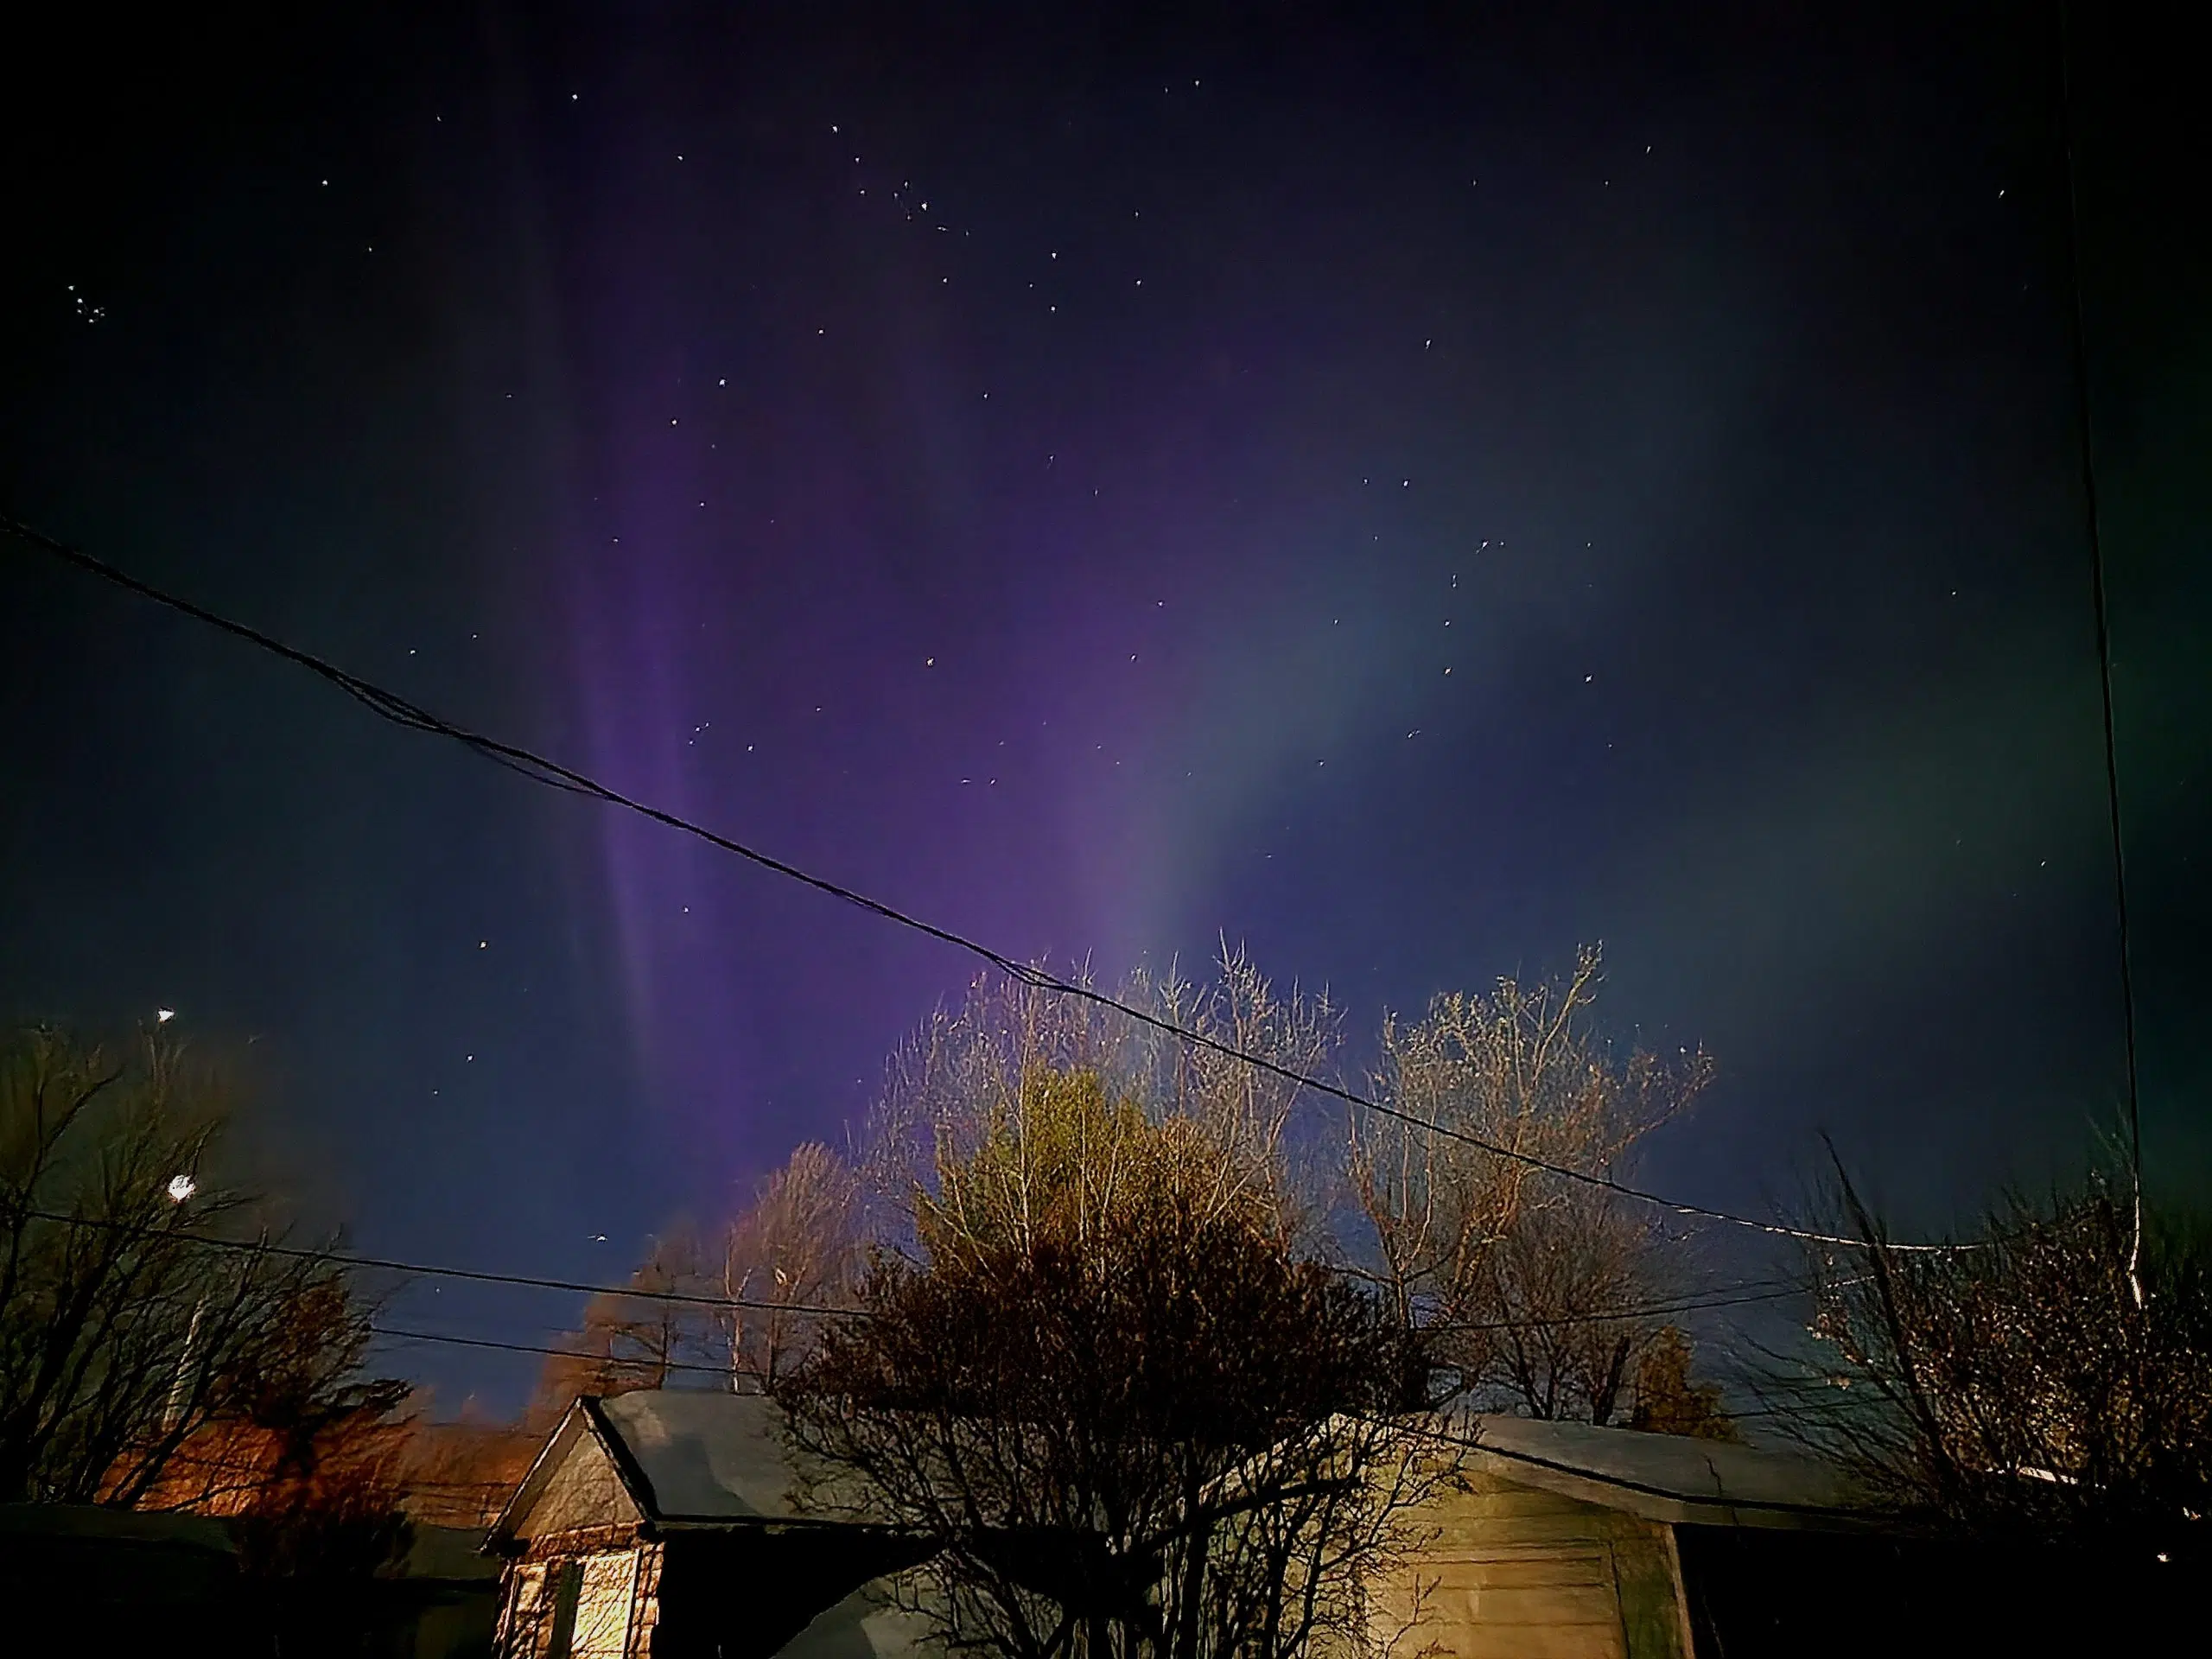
xmin=496 ymin=84 xmax=1637 ymax=893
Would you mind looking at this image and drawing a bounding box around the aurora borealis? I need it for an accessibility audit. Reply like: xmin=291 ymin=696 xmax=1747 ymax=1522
xmin=4 ymin=3 xmax=2206 ymax=1404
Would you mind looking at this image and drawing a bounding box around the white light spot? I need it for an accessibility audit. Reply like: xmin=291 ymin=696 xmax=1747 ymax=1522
xmin=166 ymin=1173 xmax=197 ymax=1203
xmin=156 ymin=1007 xmax=176 ymax=1024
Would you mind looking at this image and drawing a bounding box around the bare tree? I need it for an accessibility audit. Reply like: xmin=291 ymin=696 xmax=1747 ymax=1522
xmin=532 ymin=1228 xmax=715 ymax=1418
xmin=865 ymin=949 xmax=1342 ymax=1252
xmin=1775 ymin=1163 xmax=2212 ymax=1560
xmin=719 ymin=1142 xmax=863 ymax=1387
xmin=1346 ymin=946 xmax=1713 ymax=1420
xmin=0 ymin=1027 xmax=398 ymax=1510
xmin=783 ymin=1064 xmax=1456 ymax=1659
xmin=395 ymin=1412 xmax=543 ymax=1528
xmin=531 ymin=1146 xmax=868 ymax=1411
xmin=1465 ymin=1185 xmax=1669 ymax=1422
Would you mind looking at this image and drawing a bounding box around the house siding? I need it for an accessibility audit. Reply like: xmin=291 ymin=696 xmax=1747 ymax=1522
xmin=1385 ymin=1473 xmax=1688 ymax=1659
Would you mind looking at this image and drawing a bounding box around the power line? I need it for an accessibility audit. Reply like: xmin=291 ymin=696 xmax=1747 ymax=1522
xmin=1430 ymin=1280 xmax=1803 ymax=1334
xmin=25 ymin=1201 xmax=1799 ymax=1344
xmin=0 ymin=516 xmax=1961 ymax=1252
xmin=371 ymin=1277 xmax=1804 ymax=1374
xmin=19 ymin=1205 xmax=855 ymax=1318
xmin=369 ymin=1324 xmax=743 ymax=1376
xmin=2054 ymin=0 xmax=2145 ymax=1305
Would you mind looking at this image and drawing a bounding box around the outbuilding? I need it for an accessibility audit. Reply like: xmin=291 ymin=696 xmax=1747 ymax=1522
xmin=1386 ymin=1414 xmax=1873 ymax=1659
xmin=1389 ymin=1414 xmax=2170 ymax=1659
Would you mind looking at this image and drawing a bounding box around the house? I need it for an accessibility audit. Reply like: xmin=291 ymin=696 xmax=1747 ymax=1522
xmin=493 ymin=1397 xmax=2172 ymax=1659
xmin=1386 ymin=1414 xmax=2180 ymax=1659
xmin=1381 ymin=1414 xmax=1872 ymax=1659
xmin=486 ymin=1391 xmax=933 ymax=1659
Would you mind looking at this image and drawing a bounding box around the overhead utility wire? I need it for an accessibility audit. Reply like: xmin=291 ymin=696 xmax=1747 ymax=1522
xmin=1430 ymin=1280 xmax=1803 ymax=1334
xmin=26 ymin=1202 xmax=1796 ymax=1338
xmin=2 ymin=517 xmax=1959 ymax=1253
xmin=370 ymin=1286 xmax=1802 ymax=1373
xmin=369 ymin=1325 xmax=747 ymax=1376
xmin=370 ymin=1291 xmax=1800 ymax=1374
xmin=20 ymin=1205 xmax=852 ymax=1319
xmin=2055 ymin=0 xmax=2145 ymax=1306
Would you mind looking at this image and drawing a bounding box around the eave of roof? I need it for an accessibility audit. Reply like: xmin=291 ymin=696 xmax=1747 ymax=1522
xmin=485 ymin=1400 xmax=593 ymax=1554
xmin=1453 ymin=1414 xmax=1874 ymax=1532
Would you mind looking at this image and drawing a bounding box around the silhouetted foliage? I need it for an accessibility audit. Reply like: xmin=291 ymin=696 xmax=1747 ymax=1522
xmin=1777 ymin=1163 xmax=2212 ymax=1562
xmin=782 ymin=1068 xmax=1458 ymax=1659
xmin=0 ymin=1027 xmax=397 ymax=1516
xmin=1625 ymin=1326 xmax=1734 ymax=1440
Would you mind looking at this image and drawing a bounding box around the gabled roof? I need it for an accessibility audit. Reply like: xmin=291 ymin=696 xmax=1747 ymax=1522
xmin=595 ymin=1390 xmax=821 ymax=1524
xmin=1459 ymin=1414 xmax=1869 ymax=1530
xmin=492 ymin=1390 xmax=879 ymax=1548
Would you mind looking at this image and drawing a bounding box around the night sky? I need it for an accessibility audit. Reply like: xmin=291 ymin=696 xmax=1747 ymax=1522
xmin=5 ymin=3 xmax=2206 ymax=1410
